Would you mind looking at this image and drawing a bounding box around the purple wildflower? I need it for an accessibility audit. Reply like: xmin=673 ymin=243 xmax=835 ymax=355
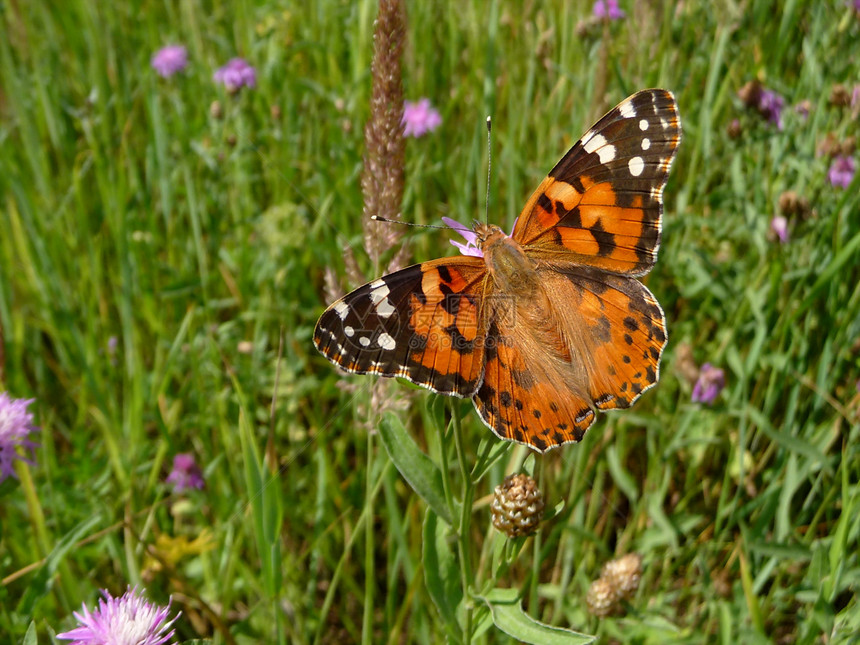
xmin=593 ymin=0 xmax=626 ymax=19
xmin=213 ymin=58 xmax=256 ymax=93
xmin=57 ymin=586 xmax=178 ymax=645
xmin=0 ymin=393 xmax=38 ymax=483
xmin=829 ymin=155 xmax=856 ymax=189
xmin=402 ymin=99 xmax=442 ymax=138
xmin=441 ymin=217 xmax=518 ymax=258
xmin=151 ymin=46 xmax=188 ymax=79
xmin=166 ymin=453 xmax=204 ymax=493
xmin=770 ymin=215 xmax=789 ymax=243
xmin=758 ymin=88 xmax=785 ymax=130
xmin=692 ymin=363 xmax=726 ymax=405
xmin=852 ymin=85 xmax=860 ymax=112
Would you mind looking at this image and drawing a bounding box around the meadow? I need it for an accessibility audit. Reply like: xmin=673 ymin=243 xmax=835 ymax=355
xmin=1 ymin=0 xmax=859 ymax=643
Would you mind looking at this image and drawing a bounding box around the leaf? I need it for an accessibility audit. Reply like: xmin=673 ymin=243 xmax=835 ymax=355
xmin=239 ymin=410 xmax=283 ymax=597
xmin=480 ymin=588 xmax=595 ymax=644
xmin=379 ymin=412 xmax=454 ymax=525
xmin=422 ymin=508 xmax=463 ymax=640
xmin=22 ymin=622 xmax=37 ymax=645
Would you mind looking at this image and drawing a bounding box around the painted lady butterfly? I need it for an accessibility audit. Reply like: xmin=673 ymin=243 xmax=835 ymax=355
xmin=315 ymin=89 xmax=681 ymax=452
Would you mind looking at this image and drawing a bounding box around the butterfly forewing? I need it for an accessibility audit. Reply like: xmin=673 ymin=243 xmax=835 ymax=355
xmin=514 ymin=89 xmax=681 ymax=276
xmin=314 ymin=258 xmax=488 ymax=396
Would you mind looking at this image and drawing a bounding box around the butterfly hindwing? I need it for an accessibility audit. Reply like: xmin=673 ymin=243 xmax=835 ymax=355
xmin=513 ymin=89 xmax=681 ymax=276
xmin=314 ymin=258 xmax=487 ymax=396
xmin=473 ymin=317 xmax=596 ymax=453
xmin=539 ymin=265 xmax=667 ymax=411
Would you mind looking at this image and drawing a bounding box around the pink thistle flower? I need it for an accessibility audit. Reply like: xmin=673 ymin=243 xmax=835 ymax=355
xmin=770 ymin=215 xmax=789 ymax=243
xmin=57 ymin=586 xmax=179 ymax=645
xmin=593 ymin=0 xmax=626 ymax=19
xmin=829 ymin=155 xmax=856 ymax=189
xmin=0 ymin=392 xmax=38 ymax=483
xmin=165 ymin=453 xmax=204 ymax=493
xmin=151 ymin=46 xmax=188 ymax=79
xmin=692 ymin=363 xmax=726 ymax=405
xmin=402 ymin=98 xmax=442 ymax=138
xmin=758 ymin=88 xmax=785 ymax=130
xmin=441 ymin=217 xmax=518 ymax=258
xmin=213 ymin=58 xmax=256 ymax=93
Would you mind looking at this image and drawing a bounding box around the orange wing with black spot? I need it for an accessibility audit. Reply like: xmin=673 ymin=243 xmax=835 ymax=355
xmin=314 ymin=258 xmax=488 ymax=396
xmin=471 ymin=264 xmax=666 ymax=452
xmin=513 ymin=89 xmax=681 ymax=277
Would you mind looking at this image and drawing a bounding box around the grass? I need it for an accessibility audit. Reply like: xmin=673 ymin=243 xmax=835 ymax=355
xmin=1 ymin=0 xmax=859 ymax=643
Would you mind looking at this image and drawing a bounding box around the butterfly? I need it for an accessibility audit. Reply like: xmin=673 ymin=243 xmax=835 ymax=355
xmin=314 ymin=89 xmax=681 ymax=452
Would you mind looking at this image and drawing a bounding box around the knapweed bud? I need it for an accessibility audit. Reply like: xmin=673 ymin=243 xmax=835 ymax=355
xmin=491 ymin=473 xmax=545 ymax=538
xmin=601 ymin=552 xmax=642 ymax=600
xmin=586 ymin=577 xmax=617 ymax=617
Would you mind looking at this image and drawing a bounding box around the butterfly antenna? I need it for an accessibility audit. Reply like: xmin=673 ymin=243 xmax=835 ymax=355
xmin=370 ymin=215 xmax=450 ymax=230
xmin=485 ymin=115 xmax=492 ymax=225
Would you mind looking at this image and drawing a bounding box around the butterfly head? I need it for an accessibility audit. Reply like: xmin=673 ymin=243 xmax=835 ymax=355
xmin=473 ymin=222 xmax=507 ymax=245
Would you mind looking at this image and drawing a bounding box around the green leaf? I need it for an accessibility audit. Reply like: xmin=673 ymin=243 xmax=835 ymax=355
xmin=380 ymin=412 xmax=454 ymax=525
xmin=606 ymin=444 xmax=639 ymax=503
xmin=239 ymin=410 xmax=282 ymax=597
xmin=22 ymin=621 xmax=37 ymax=645
xmin=422 ymin=508 xmax=463 ymax=640
xmin=480 ymin=588 xmax=595 ymax=644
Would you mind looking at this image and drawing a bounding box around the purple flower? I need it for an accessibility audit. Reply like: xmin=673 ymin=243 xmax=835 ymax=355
xmin=770 ymin=215 xmax=788 ymax=243
xmin=593 ymin=0 xmax=626 ymax=20
xmin=758 ymin=88 xmax=785 ymax=130
xmin=852 ymin=85 xmax=860 ymax=111
xmin=829 ymin=155 xmax=856 ymax=189
xmin=0 ymin=393 xmax=38 ymax=483
xmin=166 ymin=453 xmax=204 ymax=492
xmin=441 ymin=217 xmax=518 ymax=258
xmin=402 ymin=98 xmax=442 ymax=138
xmin=151 ymin=46 xmax=188 ymax=79
xmin=692 ymin=363 xmax=726 ymax=405
xmin=57 ymin=586 xmax=178 ymax=645
xmin=213 ymin=58 xmax=256 ymax=93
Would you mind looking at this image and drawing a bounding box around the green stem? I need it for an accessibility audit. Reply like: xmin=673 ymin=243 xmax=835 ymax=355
xmin=451 ymin=400 xmax=474 ymax=643
xmin=363 ymin=422 xmax=375 ymax=645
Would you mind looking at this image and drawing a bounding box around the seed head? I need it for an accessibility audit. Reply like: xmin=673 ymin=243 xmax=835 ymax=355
xmin=490 ymin=473 xmax=545 ymax=538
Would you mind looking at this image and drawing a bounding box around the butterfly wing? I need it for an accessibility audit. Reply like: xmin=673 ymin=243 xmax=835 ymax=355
xmin=314 ymin=258 xmax=488 ymax=396
xmin=471 ymin=264 xmax=666 ymax=453
xmin=513 ymin=89 xmax=681 ymax=276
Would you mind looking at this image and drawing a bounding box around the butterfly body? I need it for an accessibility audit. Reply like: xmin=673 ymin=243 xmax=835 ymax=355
xmin=315 ymin=89 xmax=681 ymax=452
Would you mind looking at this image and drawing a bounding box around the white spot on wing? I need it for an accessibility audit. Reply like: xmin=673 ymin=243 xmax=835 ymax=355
xmin=359 ymin=336 xmax=370 ymax=347
xmin=369 ymin=283 xmax=390 ymax=304
xmin=628 ymin=156 xmax=645 ymax=177
xmin=334 ymin=301 xmax=349 ymax=320
xmin=376 ymin=299 xmax=396 ymax=318
xmin=344 ymin=325 xmax=355 ymax=337
xmin=618 ymin=100 xmax=636 ymax=118
xmin=378 ymin=333 xmax=396 ymax=350
xmin=639 ymin=119 xmax=649 ymax=131
xmin=579 ymin=128 xmax=596 ymax=148
xmin=583 ymin=134 xmax=616 ymax=164
xmin=641 ymin=138 xmax=651 ymax=151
